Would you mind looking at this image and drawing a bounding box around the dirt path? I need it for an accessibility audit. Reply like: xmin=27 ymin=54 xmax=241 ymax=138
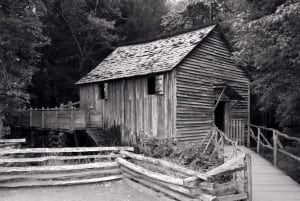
xmin=0 ymin=181 xmax=169 ymax=201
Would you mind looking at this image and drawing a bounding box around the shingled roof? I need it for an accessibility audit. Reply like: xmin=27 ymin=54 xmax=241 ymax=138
xmin=76 ymin=25 xmax=216 ymax=85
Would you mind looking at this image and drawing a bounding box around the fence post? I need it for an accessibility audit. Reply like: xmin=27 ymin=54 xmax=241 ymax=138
xmin=29 ymin=108 xmax=33 ymax=127
xmin=273 ymin=130 xmax=278 ymax=167
xmin=257 ymin=128 xmax=260 ymax=153
xmin=41 ymin=107 xmax=45 ymax=129
xmin=55 ymin=106 xmax=58 ymax=129
xmin=244 ymin=154 xmax=252 ymax=201
xmin=70 ymin=106 xmax=74 ymax=130
xmin=247 ymin=124 xmax=250 ymax=148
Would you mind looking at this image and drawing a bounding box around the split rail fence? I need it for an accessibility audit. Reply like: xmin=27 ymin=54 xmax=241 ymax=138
xmin=119 ymin=150 xmax=251 ymax=201
xmin=247 ymin=123 xmax=300 ymax=166
xmin=0 ymin=146 xmax=133 ymax=187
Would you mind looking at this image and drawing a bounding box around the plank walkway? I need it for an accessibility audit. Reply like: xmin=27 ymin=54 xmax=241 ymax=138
xmin=225 ymin=146 xmax=300 ymax=201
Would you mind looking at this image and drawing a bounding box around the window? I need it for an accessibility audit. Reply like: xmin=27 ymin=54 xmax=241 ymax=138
xmin=147 ymin=74 xmax=164 ymax=95
xmin=147 ymin=76 xmax=156 ymax=95
xmin=99 ymin=83 xmax=108 ymax=100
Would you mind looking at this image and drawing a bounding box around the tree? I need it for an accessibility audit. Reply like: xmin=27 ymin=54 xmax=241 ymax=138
xmin=0 ymin=0 xmax=49 ymax=123
xmin=161 ymin=0 xmax=224 ymax=33
xmin=30 ymin=0 xmax=119 ymax=107
xmin=231 ymin=1 xmax=300 ymax=134
xmin=116 ymin=0 xmax=168 ymax=42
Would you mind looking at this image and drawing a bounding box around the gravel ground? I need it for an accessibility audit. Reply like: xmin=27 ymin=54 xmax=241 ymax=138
xmin=0 ymin=181 xmax=169 ymax=201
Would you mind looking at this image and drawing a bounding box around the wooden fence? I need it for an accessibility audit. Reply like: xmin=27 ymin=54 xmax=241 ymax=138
xmin=119 ymin=151 xmax=252 ymax=201
xmin=16 ymin=107 xmax=103 ymax=130
xmin=225 ymin=119 xmax=245 ymax=146
xmin=0 ymin=146 xmax=133 ymax=187
xmin=0 ymin=141 xmax=252 ymax=200
xmin=247 ymin=124 xmax=300 ymax=167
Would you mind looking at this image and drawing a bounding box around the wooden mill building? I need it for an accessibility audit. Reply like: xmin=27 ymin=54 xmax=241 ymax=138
xmin=76 ymin=25 xmax=250 ymax=144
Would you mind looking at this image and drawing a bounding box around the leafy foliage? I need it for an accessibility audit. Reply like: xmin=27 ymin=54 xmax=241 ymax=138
xmin=0 ymin=0 xmax=49 ymax=123
xmin=115 ymin=0 xmax=168 ymax=42
xmin=30 ymin=0 xmax=119 ymax=107
xmin=231 ymin=2 xmax=300 ymax=134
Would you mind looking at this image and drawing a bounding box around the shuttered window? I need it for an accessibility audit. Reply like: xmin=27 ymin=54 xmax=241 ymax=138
xmin=99 ymin=83 xmax=108 ymax=100
xmin=147 ymin=74 xmax=164 ymax=95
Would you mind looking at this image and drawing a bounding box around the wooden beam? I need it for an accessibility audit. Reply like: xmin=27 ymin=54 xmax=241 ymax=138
xmin=257 ymin=128 xmax=261 ymax=153
xmin=0 ymin=168 xmax=121 ymax=181
xmin=0 ymin=175 xmax=122 ymax=188
xmin=116 ymin=157 xmax=185 ymax=186
xmin=203 ymin=130 xmax=215 ymax=154
xmin=247 ymin=83 xmax=250 ymax=148
xmin=124 ymin=173 xmax=213 ymax=201
xmin=206 ymin=154 xmax=245 ymax=177
xmin=216 ymin=193 xmax=247 ymax=201
xmin=0 ymin=162 xmax=118 ymax=173
xmin=0 ymin=146 xmax=134 ymax=155
xmin=0 ymin=154 xmax=118 ymax=164
xmin=120 ymin=151 xmax=207 ymax=180
xmin=0 ymin=139 xmax=26 ymax=143
xmin=122 ymin=167 xmax=195 ymax=196
xmin=273 ymin=130 xmax=278 ymax=167
xmin=245 ymin=154 xmax=252 ymax=201
xmin=213 ymin=86 xmax=226 ymax=112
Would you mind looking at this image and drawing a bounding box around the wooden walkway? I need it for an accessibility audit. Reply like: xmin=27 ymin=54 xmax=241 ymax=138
xmin=225 ymin=146 xmax=300 ymax=201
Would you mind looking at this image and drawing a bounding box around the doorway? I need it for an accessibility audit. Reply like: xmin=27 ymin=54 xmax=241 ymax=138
xmin=214 ymin=101 xmax=226 ymax=131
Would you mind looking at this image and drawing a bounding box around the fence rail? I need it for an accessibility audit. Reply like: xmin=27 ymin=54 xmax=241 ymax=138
xmin=247 ymin=124 xmax=300 ymax=166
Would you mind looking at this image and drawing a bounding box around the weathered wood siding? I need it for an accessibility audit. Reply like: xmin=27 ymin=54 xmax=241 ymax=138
xmin=175 ymin=29 xmax=249 ymax=142
xmin=79 ymin=71 xmax=176 ymax=144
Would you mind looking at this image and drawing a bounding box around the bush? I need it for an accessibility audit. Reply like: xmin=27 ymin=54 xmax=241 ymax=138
xmin=136 ymin=136 xmax=223 ymax=172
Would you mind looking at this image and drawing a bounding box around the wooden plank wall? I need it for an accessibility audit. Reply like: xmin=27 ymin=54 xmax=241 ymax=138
xmin=176 ymin=29 xmax=249 ymax=143
xmin=79 ymin=71 xmax=176 ymax=144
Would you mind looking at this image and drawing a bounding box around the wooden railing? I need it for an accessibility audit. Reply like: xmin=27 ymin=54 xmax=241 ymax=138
xmin=200 ymin=126 xmax=239 ymax=161
xmin=0 ymin=143 xmax=252 ymax=200
xmin=247 ymin=124 xmax=300 ymax=167
xmin=16 ymin=106 xmax=103 ymax=130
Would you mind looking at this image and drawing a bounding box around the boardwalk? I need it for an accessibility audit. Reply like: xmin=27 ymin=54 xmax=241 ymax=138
xmin=225 ymin=146 xmax=300 ymax=201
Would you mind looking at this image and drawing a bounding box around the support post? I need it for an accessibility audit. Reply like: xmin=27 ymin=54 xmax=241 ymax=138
xmin=273 ymin=130 xmax=278 ymax=167
xmin=41 ymin=107 xmax=45 ymax=129
xmin=70 ymin=106 xmax=74 ymax=130
xmin=55 ymin=106 xmax=58 ymax=129
xmin=244 ymin=154 xmax=252 ymax=201
xmin=257 ymin=128 xmax=260 ymax=153
xmin=247 ymin=82 xmax=251 ymax=147
xmin=29 ymin=108 xmax=33 ymax=127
